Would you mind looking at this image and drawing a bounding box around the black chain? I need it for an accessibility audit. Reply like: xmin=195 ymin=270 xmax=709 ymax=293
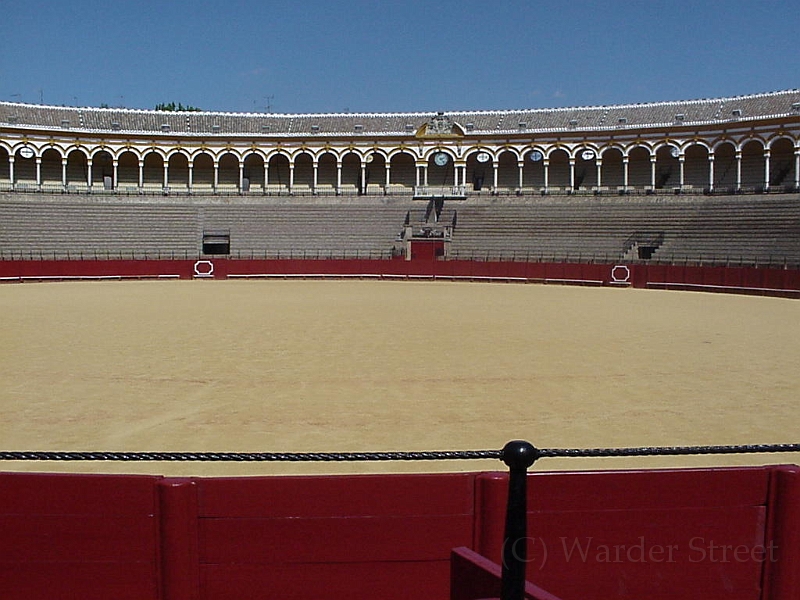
xmin=0 ymin=443 xmax=799 ymax=463
xmin=0 ymin=450 xmax=502 ymax=462
xmin=537 ymin=443 xmax=800 ymax=459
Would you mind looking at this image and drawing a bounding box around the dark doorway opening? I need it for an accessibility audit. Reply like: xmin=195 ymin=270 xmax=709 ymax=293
xmin=202 ymin=230 xmax=231 ymax=255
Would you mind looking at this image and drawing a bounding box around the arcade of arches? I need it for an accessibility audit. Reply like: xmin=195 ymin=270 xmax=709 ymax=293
xmin=1 ymin=138 xmax=798 ymax=195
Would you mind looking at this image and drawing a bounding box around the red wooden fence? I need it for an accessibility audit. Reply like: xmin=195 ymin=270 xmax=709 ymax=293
xmin=1 ymin=258 xmax=799 ymax=298
xmin=2 ymin=466 xmax=799 ymax=600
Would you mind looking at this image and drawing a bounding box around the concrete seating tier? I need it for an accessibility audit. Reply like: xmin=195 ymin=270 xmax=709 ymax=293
xmin=0 ymin=194 xmax=413 ymax=259
xmin=446 ymin=194 xmax=800 ymax=266
xmin=1 ymin=192 xmax=798 ymax=267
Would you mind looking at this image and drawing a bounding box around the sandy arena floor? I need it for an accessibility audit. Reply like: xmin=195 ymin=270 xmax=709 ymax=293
xmin=0 ymin=279 xmax=798 ymax=476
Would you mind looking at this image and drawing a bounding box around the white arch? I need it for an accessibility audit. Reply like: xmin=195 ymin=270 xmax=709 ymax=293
xmin=421 ymin=147 xmax=457 ymax=162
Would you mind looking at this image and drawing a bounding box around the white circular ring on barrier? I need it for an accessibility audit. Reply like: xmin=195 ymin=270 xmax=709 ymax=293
xmin=194 ymin=260 xmax=214 ymax=277
xmin=611 ymin=265 xmax=631 ymax=283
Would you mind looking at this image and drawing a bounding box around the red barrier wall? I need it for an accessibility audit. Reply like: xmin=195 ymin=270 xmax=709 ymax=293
xmin=1 ymin=258 xmax=799 ymax=297
xmin=2 ymin=466 xmax=799 ymax=600
xmin=1 ymin=258 xmax=798 ymax=297
xmin=474 ymin=467 xmax=800 ymax=600
xmin=0 ymin=259 xmax=195 ymax=280
xmin=192 ymin=474 xmax=475 ymax=600
xmin=0 ymin=473 xmax=161 ymax=600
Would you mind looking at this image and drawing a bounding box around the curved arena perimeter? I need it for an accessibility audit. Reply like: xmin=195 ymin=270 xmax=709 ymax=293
xmin=1 ymin=279 xmax=800 ymax=477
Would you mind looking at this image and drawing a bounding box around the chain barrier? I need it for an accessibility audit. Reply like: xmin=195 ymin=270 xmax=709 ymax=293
xmin=0 ymin=450 xmax=502 ymax=462
xmin=1 ymin=443 xmax=799 ymax=463
xmin=537 ymin=442 xmax=800 ymax=459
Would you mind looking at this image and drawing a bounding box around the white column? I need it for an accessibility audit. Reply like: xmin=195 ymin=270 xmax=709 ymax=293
xmin=138 ymin=159 xmax=144 ymax=189
xmin=518 ymin=162 xmax=524 ymax=190
xmin=213 ymin=162 xmax=219 ymax=192
xmin=735 ymin=150 xmax=742 ymax=191
xmin=188 ymin=161 xmax=194 ymax=192
xmin=289 ymin=164 xmax=294 ymax=193
xmin=263 ymin=160 xmax=269 ymax=189
xmin=543 ymin=159 xmax=550 ymax=192
xmin=61 ymin=158 xmax=67 ymax=188
xmin=87 ymin=159 xmax=93 ymax=189
xmin=678 ymin=155 xmax=685 ymax=189
xmin=423 ymin=165 xmax=428 ymax=187
xmin=8 ymin=156 xmax=14 ymax=187
xmin=360 ymin=163 xmax=366 ymax=194
xmin=35 ymin=157 xmax=42 ymax=188
xmin=492 ymin=161 xmax=498 ymax=192
xmin=569 ymin=158 xmax=576 ymax=190
xmin=239 ymin=162 xmax=245 ymax=192
xmin=163 ymin=162 xmax=169 ymax=189
xmin=336 ymin=161 xmax=342 ymax=193
xmin=764 ymin=148 xmax=771 ymax=191
xmin=112 ymin=160 xmax=119 ymax=190
xmin=384 ymin=162 xmax=390 ymax=190
xmin=650 ymin=157 xmax=656 ymax=190
xmin=622 ymin=156 xmax=629 ymax=191
xmin=596 ymin=161 xmax=602 ymax=189
xmin=795 ymin=151 xmax=800 ymax=189
xmin=708 ymin=152 xmax=715 ymax=192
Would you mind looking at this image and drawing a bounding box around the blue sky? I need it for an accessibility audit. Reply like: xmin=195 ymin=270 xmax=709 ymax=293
xmin=1 ymin=0 xmax=797 ymax=114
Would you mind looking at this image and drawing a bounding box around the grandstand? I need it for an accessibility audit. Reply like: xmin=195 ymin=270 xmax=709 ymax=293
xmin=1 ymin=192 xmax=798 ymax=268
xmin=1 ymin=90 xmax=798 ymax=271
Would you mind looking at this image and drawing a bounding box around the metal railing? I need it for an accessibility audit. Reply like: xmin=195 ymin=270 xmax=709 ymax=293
xmin=2 ymin=247 xmax=798 ymax=269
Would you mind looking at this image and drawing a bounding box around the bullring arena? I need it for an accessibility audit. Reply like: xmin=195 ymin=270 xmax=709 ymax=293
xmin=1 ymin=279 xmax=800 ymax=478
xmin=1 ymin=92 xmax=800 ymax=599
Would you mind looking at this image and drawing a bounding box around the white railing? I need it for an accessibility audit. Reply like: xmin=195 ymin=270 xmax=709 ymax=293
xmin=413 ymin=185 xmax=466 ymax=197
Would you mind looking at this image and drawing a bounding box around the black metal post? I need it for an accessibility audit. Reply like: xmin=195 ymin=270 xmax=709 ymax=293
xmin=501 ymin=440 xmax=540 ymax=600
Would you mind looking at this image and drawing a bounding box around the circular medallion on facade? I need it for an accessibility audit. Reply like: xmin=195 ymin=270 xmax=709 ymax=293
xmin=433 ymin=152 xmax=449 ymax=166
xmin=529 ymin=150 xmax=544 ymax=162
xmin=611 ymin=265 xmax=631 ymax=283
xmin=194 ymin=260 xmax=214 ymax=278
xmin=476 ymin=152 xmax=491 ymax=163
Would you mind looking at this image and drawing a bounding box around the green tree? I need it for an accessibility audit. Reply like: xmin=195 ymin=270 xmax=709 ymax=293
xmin=155 ymin=102 xmax=201 ymax=112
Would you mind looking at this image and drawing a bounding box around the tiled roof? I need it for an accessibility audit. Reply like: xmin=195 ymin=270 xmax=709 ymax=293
xmin=1 ymin=90 xmax=798 ymax=136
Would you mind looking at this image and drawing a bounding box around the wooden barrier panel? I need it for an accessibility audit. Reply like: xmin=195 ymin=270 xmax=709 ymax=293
xmin=783 ymin=270 xmax=800 ymax=291
xmin=475 ymin=467 xmax=773 ymax=600
xmin=159 ymin=478 xmax=200 ymax=600
xmin=0 ymin=259 xmax=192 ymax=280
xmin=702 ymin=266 xmax=726 ymax=287
xmin=762 ymin=466 xmax=800 ymax=598
xmin=0 ymin=472 xmax=162 ymax=600
xmin=450 ymin=547 xmax=564 ymax=600
xmin=741 ymin=268 xmax=765 ymax=289
xmin=193 ymin=473 xmax=476 ymax=600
